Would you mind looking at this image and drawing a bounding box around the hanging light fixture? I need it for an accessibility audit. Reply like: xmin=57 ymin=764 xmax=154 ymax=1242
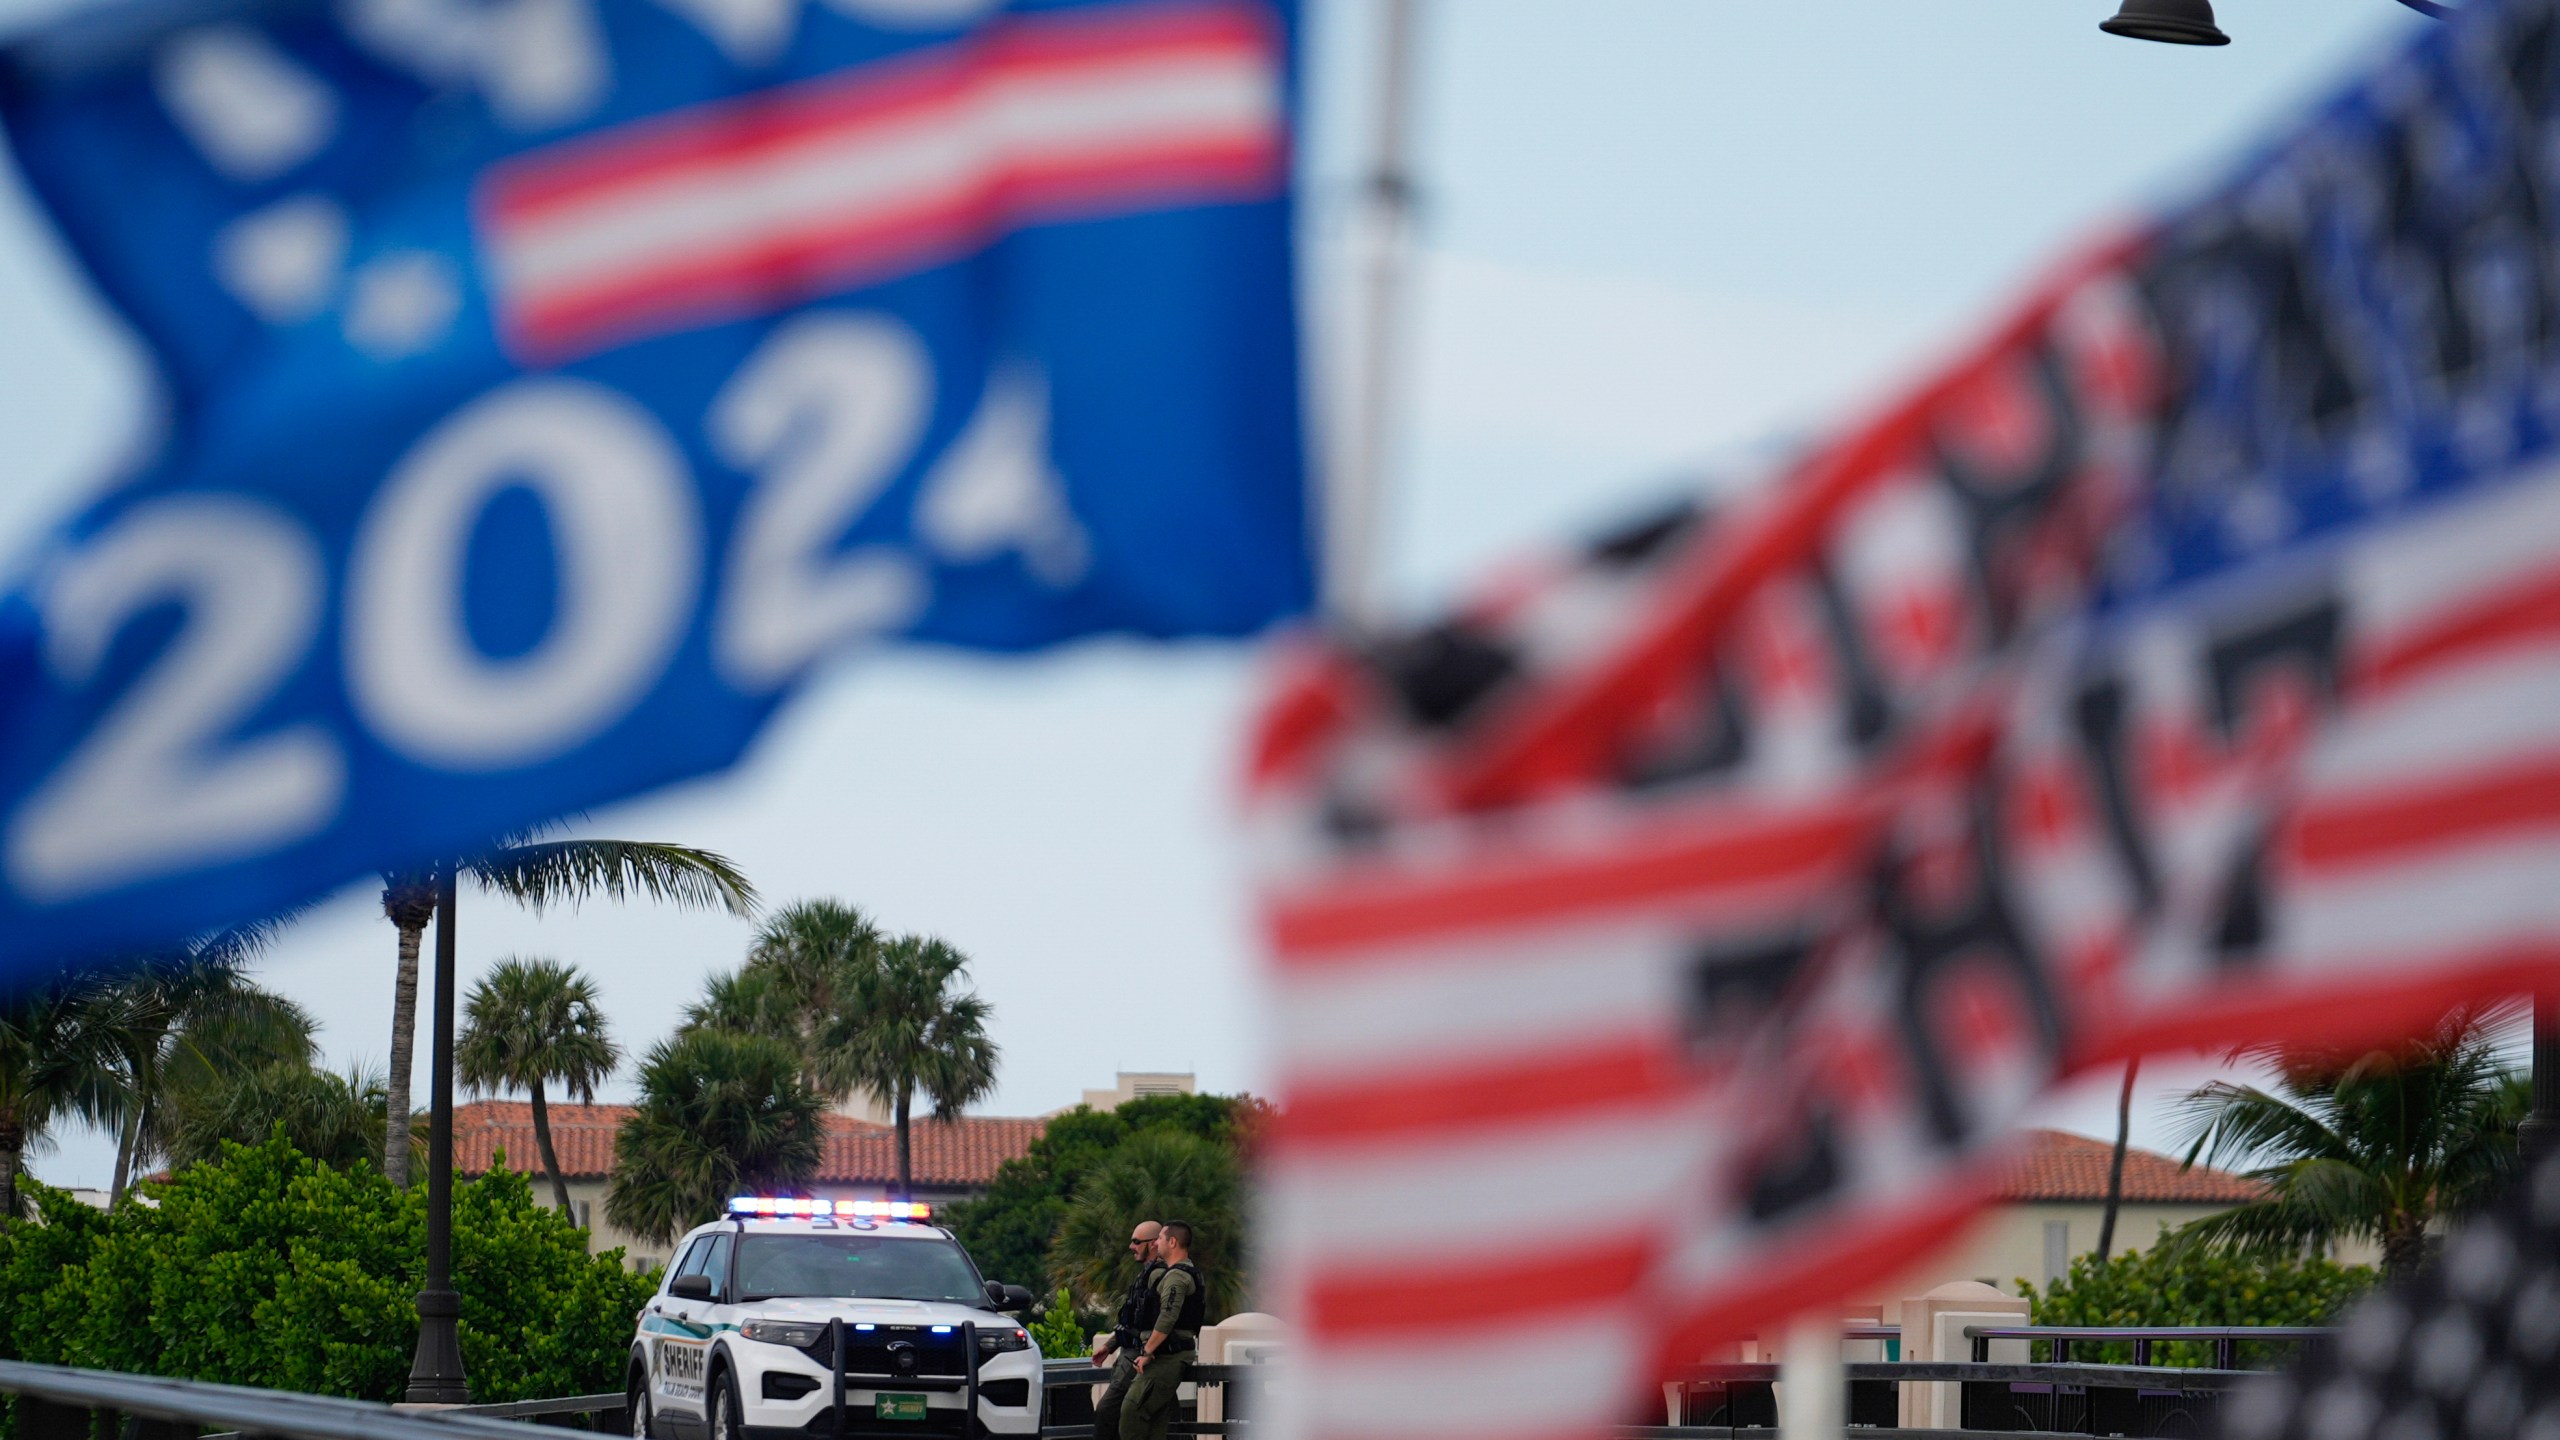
xmin=2100 ymin=0 xmax=2230 ymax=45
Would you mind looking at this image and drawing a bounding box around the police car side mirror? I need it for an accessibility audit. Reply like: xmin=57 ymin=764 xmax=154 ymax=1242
xmin=1001 ymin=1284 xmax=1036 ymax=1313
xmin=983 ymin=1281 xmax=1008 ymax=1306
xmin=671 ymin=1274 xmax=714 ymax=1301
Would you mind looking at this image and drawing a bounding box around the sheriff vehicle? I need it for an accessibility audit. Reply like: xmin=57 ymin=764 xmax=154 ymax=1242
xmin=629 ymin=1198 xmax=1044 ymax=1440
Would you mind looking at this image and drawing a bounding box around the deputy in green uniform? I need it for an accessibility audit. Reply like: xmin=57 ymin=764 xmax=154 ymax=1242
xmin=1090 ymin=1221 xmax=1164 ymax=1440
xmin=1121 ymin=1220 xmax=1205 ymax=1440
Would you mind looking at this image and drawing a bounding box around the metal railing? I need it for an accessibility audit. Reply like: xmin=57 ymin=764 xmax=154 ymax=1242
xmin=0 ymin=1361 xmax=593 ymax=1440
xmin=0 ymin=1330 xmax=2318 ymax=1440
xmin=1964 ymin=1323 xmax=2328 ymax=1368
xmin=1038 ymin=1360 xmax=1264 ymax=1438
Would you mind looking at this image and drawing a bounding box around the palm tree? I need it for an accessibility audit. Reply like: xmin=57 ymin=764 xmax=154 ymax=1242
xmin=167 ymin=1064 xmax=388 ymax=1172
xmin=91 ymin=927 xmax=316 ymax=1205
xmin=379 ymin=834 xmax=757 ymax=1183
xmin=1051 ymin=1130 xmax=1247 ymax=1319
xmin=826 ymin=935 xmax=998 ymax=1201
xmin=684 ymin=901 xmax=887 ymax=1099
xmin=0 ymin=972 xmax=121 ymax=1218
xmin=379 ymin=867 xmax=440 ymax=1188
xmin=458 ymin=956 xmax=619 ymax=1215
xmin=605 ymin=1029 xmax=824 ymax=1247
xmin=2166 ymin=1003 xmax=2526 ymax=1277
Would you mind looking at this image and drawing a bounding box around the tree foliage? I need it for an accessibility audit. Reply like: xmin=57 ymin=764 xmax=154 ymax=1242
xmin=2017 ymin=1244 xmax=2376 ymax=1367
xmin=944 ymin=1094 xmax=1255 ymax=1303
xmin=90 ymin=944 xmax=314 ymax=1204
xmin=166 ymin=1064 xmax=388 ymax=1173
xmin=2167 ymin=1003 xmax=2525 ymax=1276
xmin=1052 ymin=1130 xmax=1247 ymax=1320
xmin=460 ymin=956 xmax=619 ymax=1214
xmin=382 ymin=835 xmax=757 ymax=1186
xmin=0 ymin=1132 xmax=652 ymax=1402
xmin=685 ymin=902 xmax=999 ymax=1201
xmin=0 ymin=973 xmax=123 ymax=1219
xmin=828 ymin=935 xmax=998 ymax=1200
xmin=605 ymin=1029 xmax=824 ymax=1247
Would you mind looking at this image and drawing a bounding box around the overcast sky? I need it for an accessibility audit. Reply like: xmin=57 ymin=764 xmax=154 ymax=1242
xmin=0 ymin=0 xmax=2423 ymax=1188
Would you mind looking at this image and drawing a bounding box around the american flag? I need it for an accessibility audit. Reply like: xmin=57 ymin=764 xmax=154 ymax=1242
xmin=478 ymin=0 xmax=1286 ymax=360
xmin=1247 ymin=3 xmax=2560 ymax=1440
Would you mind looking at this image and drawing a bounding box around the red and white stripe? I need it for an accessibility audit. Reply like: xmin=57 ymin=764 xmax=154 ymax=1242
xmin=478 ymin=0 xmax=1285 ymax=359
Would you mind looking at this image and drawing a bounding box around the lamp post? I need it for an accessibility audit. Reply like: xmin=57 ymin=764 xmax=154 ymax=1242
xmin=404 ymin=863 xmax=470 ymax=1404
xmin=2102 ymin=0 xmax=2455 ymax=45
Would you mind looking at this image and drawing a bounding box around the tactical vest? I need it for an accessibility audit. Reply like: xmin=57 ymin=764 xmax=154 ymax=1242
xmin=1113 ymin=1261 xmax=1165 ymax=1342
xmin=1145 ymin=1261 xmax=1206 ymax=1337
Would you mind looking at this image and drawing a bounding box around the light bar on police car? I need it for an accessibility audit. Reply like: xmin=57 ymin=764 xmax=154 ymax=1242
xmin=725 ymin=1196 xmax=933 ymax=1220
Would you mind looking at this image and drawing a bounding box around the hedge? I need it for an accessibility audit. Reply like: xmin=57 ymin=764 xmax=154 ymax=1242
xmin=2015 ymin=1244 xmax=2377 ymax=1367
xmin=0 ymin=1131 xmax=655 ymax=1403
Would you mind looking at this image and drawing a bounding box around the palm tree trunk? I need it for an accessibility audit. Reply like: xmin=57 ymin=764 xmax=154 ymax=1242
xmin=529 ymin=1075 xmax=576 ymax=1217
xmin=0 ymin=1114 xmax=26 ymax=1221
xmin=110 ymin=1106 xmax=141 ymax=1207
xmin=386 ymin=918 xmax=426 ymax=1187
xmin=895 ymin=1089 xmax=912 ymax=1202
xmin=2098 ymin=1058 xmax=2139 ymax=1264
xmin=2383 ymin=1216 xmax=2429 ymax=1278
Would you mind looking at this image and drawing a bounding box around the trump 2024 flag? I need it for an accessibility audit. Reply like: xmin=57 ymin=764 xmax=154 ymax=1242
xmin=0 ymin=0 xmax=1308 ymax=973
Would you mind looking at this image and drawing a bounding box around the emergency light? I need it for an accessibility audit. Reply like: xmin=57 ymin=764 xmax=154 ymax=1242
xmin=724 ymin=1196 xmax=933 ymax=1220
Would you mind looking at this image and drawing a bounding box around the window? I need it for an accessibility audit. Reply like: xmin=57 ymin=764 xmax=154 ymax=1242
xmin=734 ymin=1234 xmax=986 ymax=1304
xmin=2043 ymin=1221 xmax=2070 ymax=1287
xmin=665 ymin=1237 xmax=710 ymax=1294
xmin=700 ymin=1233 xmax=735 ymax=1303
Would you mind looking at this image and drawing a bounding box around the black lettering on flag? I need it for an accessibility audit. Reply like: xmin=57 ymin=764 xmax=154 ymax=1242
xmin=1929 ymin=348 xmax=2087 ymax=646
xmin=1809 ymin=557 xmax=1896 ymax=752
xmin=1872 ymin=777 xmax=2066 ymax=1146
xmin=2071 ymin=673 xmax=2165 ymax=918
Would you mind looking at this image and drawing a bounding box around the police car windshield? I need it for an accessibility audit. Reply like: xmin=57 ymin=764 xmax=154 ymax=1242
xmin=734 ymin=1234 xmax=984 ymax=1304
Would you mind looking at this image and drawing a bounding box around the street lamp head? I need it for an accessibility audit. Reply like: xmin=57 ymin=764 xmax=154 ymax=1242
xmin=2101 ymin=0 xmax=2231 ymax=45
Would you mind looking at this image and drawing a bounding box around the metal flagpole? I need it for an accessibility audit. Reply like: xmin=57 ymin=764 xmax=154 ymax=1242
xmin=1327 ymin=0 xmax=1423 ymax=627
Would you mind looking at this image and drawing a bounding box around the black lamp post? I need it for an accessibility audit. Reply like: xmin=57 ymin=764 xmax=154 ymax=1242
xmin=404 ymin=863 xmax=470 ymax=1404
xmin=2101 ymin=0 xmax=2230 ymax=45
xmin=2103 ymin=0 xmax=2457 ymax=45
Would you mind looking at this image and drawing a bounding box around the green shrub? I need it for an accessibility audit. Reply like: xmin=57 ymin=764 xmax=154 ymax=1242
xmin=0 ymin=1131 xmax=654 ymax=1402
xmin=1027 ymin=1288 xmax=1088 ymax=1362
xmin=2016 ymin=1244 xmax=2376 ymax=1367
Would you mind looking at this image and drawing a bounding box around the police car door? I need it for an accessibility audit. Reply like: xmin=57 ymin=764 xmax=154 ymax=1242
xmin=655 ymin=1233 xmax=732 ymax=1435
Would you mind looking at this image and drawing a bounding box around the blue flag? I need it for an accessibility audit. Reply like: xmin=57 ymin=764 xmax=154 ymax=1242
xmin=0 ymin=0 xmax=1309 ymax=974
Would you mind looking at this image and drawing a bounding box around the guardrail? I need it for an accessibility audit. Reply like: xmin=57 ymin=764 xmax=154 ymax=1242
xmin=1039 ymin=1360 xmax=1263 ymax=1438
xmin=0 ymin=1336 xmax=2310 ymax=1440
xmin=0 ymin=1360 xmax=586 ymax=1440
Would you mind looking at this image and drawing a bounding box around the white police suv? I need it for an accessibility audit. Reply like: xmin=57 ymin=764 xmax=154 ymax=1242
xmin=629 ymin=1198 xmax=1044 ymax=1440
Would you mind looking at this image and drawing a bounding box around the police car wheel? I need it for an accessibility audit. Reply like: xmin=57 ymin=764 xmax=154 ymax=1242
xmin=709 ymin=1368 xmax=744 ymax=1440
xmin=627 ymin=1369 xmax=655 ymax=1440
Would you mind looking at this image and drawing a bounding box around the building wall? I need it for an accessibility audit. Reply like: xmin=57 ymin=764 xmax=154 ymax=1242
xmin=1846 ymin=1201 xmax=2387 ymax=1313
xmin=1901 ymin=1202 xmax=2246 ymax=1298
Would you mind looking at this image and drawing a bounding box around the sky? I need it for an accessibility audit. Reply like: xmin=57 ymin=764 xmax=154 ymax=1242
xmin=0 ymin=0 xmax=2428 ymax=1188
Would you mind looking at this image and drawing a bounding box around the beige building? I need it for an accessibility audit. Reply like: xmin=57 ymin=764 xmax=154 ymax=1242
xmin=454 ymin=1100 xmax=1047 ymax=1271
xmin=1072 ymin=1071 xmax=1198 ymax=1112
xmin=1857 ymin=1128 xmax=2266 ymax=1307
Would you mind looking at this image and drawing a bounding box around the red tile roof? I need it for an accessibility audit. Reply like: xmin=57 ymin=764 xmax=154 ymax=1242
xmin=1993 ymin=1129 xmax=2265 ymax=1204
xmin=452 ymin=1100 xmax=1045 ymax=1188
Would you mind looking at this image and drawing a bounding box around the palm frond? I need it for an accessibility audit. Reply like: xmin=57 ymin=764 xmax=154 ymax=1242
xmin=470 ymin=840 xmax=759 ymax=916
